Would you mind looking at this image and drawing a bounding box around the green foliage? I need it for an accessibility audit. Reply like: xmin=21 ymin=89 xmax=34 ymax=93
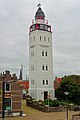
xmin=52 ymin=100 xmax=60 ymax=107
xmin=44 ymin=99 xmax=61 ymax=107
xmin=55 ymin=75 xmax=80 ymax=105
xmin=60 ymin=100 xmax=67 ymax=106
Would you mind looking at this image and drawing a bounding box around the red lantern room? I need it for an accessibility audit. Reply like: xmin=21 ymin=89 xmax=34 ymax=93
xmin=29 ymin=6 xmax=52 ymax=33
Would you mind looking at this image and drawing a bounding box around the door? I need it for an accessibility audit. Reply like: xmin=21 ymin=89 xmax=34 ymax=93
xmin=44 ymin=91 xmax=48 ymax=100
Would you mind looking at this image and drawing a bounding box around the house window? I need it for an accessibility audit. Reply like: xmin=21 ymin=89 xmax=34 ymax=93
xmin=45 ymin=52 xmax=47 ymax=56
xmin=43 ymin=80 xmax=45 ymax=85
xmin=42 ymin=51 xmax=44 ymax=56
xmin=46 ymin=80 xmax=48 ymax=85
xmin=40 ymin=36 xmax=41 ymax=41
xmin=5 ymin=83 xmax=11 ymax=92
xmin=42 ymin=65 xmax=44 ymax=70
xmin=4 ymin=98 xmax=11 ymax=111
xmin=46 ymin=66 xmax=48 ymax=71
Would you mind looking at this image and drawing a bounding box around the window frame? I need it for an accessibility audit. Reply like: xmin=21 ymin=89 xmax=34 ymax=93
xmin=46 ymin=65 xmax=48 ymax=71
xmin=42 ymin=51 xmax=44 ymax=56
xmin=5 ymin=83 xmax=11 ymax=92
xmin=42 ymin=65 xmax=44 ymax=70
xmin=43 ymin=80 xmax=45 ymax=85
xmin=4 ymin=98 xmax=12 ymax=111
xmin=45 ymin=51 xmax=48 ymax=56
xmin=48 ymin=37 xmax=49 ymax=42
xmin=31 ymin=79 xmax=34 ymax=85
xmin=40 ymin=36 xmax=41 ymax=41
xmin=33 ymin=36 xmax=35 ymax=41
xmin=46 ymin=80 xmax=48 ymax=85
xmin=44 ymin=37 xmax=46 ymax=41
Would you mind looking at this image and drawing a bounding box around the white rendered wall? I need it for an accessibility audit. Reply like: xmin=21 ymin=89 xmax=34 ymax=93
xmin=29 ymin=29 xmax=54 ymax=101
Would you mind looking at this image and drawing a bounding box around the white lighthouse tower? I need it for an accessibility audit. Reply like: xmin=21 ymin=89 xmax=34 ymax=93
xmin=29 ymin=5 xmax=54 ymax=101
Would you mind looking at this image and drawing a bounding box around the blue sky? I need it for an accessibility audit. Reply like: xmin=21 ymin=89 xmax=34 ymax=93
xmin=0 ymin=0 xmax=80 ymax=79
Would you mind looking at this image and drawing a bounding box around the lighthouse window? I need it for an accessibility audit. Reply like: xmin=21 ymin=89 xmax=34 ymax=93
xmin=42 ymin=51 xmax=44 ymax=56
xmin=33 ymin=51 xmax=34 ymax=56
xmin=40 ymin=36 xmax=41 ymax=41
xmin=45 ymin=25 xmax=48 ymax=30
xmin=31 ymin=51 xmax=34 ymax=57
xmin=33 ymin=37 xmax=35 ymax=41
xmin=40 ymin=24 xmax=44 ymax=30
xmin=31 ymin=64 xmax=34 ymax=71
xmin=42 ymin=65 xmax=44 ymax=70
xmin=43 ymin=80 xmax=45 ymax=85
xmin=31 ymin=37 xmax=32 ymax=42
xmin=46 ymin=66 xmax=48 ymax=71
xmin=32 ymin=25 xmax=35 ymax=31
xmin=46 ymin=80 xmax=48 ymax=85
xmin=31 ymin=79 xmax=34 ymax=85
xmin=48 ymin=37 xmax=49 ymax=42
xmin=44 ymin=37 xmax=46 ymax=41
xmin=45 ymin=52 xmax=47 ymax=56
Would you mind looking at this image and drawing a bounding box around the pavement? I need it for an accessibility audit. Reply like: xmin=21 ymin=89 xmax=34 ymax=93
xmin=0 ymin=100 xmax=79 ymax=120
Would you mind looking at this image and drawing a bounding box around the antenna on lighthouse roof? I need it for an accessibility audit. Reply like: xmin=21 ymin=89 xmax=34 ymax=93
xmin=37 ymin=2 xmax=41 ymax=7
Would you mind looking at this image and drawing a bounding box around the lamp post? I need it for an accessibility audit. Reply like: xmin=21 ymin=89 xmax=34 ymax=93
xmin=47 ymin=92 xmax=51 ymax=112
xmin=64 ymin=92 xmax=69 ymax=120
xmin=2 ymin=81 xmax=5 ymax=120
xmin=2 ymin=80 xmax=16 ymax=120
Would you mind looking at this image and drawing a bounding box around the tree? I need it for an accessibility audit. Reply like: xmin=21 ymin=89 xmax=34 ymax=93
xmin=55 ymin=75 xmax=80 ymax=105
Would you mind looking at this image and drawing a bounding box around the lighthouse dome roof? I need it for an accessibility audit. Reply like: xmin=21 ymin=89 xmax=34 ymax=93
xmin=35 ymin=7 xmax=45 ymax=19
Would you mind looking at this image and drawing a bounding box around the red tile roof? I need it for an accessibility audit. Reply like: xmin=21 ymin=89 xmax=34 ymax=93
xmin=57 ymin=78 xmax=62 ymax=83
xmin=19 ymin=81 xmax=29 ymax=89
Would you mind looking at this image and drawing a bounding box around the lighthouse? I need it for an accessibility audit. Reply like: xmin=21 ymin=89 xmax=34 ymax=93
xmin=29 ymin=5 xmax=54 ymax=101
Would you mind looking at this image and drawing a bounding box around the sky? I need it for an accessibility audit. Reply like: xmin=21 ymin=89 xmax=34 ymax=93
xmin=0 ymin=0 xmax=80 ymax=79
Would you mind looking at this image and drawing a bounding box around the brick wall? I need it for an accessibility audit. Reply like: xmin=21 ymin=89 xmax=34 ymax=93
xmin=0 ymin=71 xmax=22 ymax=114
xmin=72 ymin=114 xmax=80 ymax=120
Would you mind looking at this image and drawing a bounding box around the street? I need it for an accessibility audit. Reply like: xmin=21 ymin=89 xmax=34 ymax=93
xmin=1 ymin=100 xmax=79 ymax=120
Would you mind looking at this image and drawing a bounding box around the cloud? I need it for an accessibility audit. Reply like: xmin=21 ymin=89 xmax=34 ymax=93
xmin=0 ymin=0 xmax=80 ymax=78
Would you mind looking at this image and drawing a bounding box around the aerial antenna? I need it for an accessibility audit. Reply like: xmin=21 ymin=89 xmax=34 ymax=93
xmin=37 ymin=2 xmax=41 ymax=7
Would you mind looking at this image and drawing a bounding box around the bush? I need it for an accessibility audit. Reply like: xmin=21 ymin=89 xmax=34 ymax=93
xmin=52 ymin=100 xmax=60 ymax=107
xmin=60 ymin=100 xmax=67 ymax=106
xmin=44 ymin=99 xmax=61 ymax=107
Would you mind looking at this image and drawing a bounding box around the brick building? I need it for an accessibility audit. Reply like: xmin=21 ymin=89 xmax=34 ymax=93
xmin=19 ymin=80 xmax=29 ymax=99
xmin=0 ymin=70 xmax=22 ymax=116
xmin=54 ymin=77 xmax=62 ymax=90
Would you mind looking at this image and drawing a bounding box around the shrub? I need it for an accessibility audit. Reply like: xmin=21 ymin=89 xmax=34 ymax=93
xmin=60 ymin=100 xmax=67 ymax=106
xmin=44 ymin=99 xmax=61 ymax=107
xmin=52 ymin=100 xmax=60 ymax=107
